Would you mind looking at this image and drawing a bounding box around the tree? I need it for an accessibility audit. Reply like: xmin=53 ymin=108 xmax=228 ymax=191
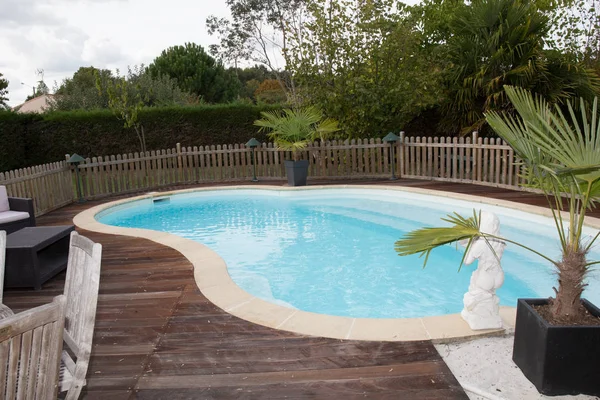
xmin=285 ymin=0 xmax=443 ymax=137
xmin=442 ymin=0 xmax=600 ymax=135
xmin=100 ymin=73 xmax=147 ymax=154
xmin=146 ymin=43 xmax=240 ymax=103
xmin=206 ymin=0 xmax=306 ymax=101
xmin=254 ymin=79 xmax=287 ymax=103
xmin=546 ymin=0 xmax=600 ymax=71
xmin=229 ymin=64 xmax=277 ymax=100
xmin=126 ymin=65 xmax=191 ymax=107
xmin=396 ymin=86 xmax=600 ymax=323
xmin=52 ymin=66 xmax=114 ymax=110
xmin=52 ymin=65 xmax=191 ymax=111
xmin=0 ymin=73 xmax=9 ymax=109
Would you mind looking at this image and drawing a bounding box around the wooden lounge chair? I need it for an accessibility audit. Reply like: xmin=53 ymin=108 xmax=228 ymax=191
xmin=59 ymin=231 xmax=102 ymax=400
xmin=1 ymin=295 xmax=67 ymax=400
xmin=0 ymin=186 xmax=36 ymax=234
xmin=0 ymin=230 xmax=14 ymax=319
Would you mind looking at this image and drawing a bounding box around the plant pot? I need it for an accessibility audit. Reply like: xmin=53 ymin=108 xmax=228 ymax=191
xmin=284 ymin=160 xmax=309 ymax=186
xmin=512 ymin=298 xmax=600 ymax=396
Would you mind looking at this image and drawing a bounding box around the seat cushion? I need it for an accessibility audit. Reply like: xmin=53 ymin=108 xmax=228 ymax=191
xmin=0 ymin=186 xmax=8 ymax=213
xmin=0 ymin=210 xmax=30 ymax=224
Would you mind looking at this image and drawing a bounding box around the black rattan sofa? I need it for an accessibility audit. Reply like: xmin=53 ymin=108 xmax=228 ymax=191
xmin=0 ymin=186 xmax=36 ymax=234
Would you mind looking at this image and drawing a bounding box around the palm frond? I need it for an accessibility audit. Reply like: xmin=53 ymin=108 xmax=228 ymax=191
xmin=394 ymin=211 xmax=481 ymax=269
xmin=254 ymin=106 xmax=340 ymax=152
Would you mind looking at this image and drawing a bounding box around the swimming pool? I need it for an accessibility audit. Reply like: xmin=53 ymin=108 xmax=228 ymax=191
xmin=97 ymin=187 xmax=600 ymax=319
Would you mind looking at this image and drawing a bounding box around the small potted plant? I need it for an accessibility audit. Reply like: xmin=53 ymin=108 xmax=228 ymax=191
xmin=394 ymin=86 xmax=600 ymax=396
xmin=254 ymin=106 xmax=340 ymax=186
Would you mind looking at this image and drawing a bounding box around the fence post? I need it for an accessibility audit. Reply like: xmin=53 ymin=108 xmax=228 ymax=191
xmin=399 ymin=131 xmax=405 ymax=178
xmin=472 ymin=131 xmax=478 ymax=183
xmin=176 ymin=143 xmax=182 ymax=183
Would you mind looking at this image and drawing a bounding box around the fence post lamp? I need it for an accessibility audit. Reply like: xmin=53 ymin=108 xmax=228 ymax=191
xmin=246 ymin=138 xmax=261 ymax=182
xmin=67 ymin=153 xmax=86 ymax=203
xmin=383 ymin=132 xmax=400 ymax=181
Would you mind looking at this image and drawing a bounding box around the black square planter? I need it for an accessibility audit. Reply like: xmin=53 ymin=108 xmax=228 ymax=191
xmin=512 ymin=298 xmax=600 ymax=396
xmin=284 ymin=160 xmax=309 ymax=186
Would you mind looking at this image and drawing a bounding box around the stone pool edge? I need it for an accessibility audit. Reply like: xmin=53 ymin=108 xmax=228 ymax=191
xmin=73 ymin=184 xmax=600 ymax=342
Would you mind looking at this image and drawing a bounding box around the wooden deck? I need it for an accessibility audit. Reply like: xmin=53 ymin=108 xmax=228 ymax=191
xmin=4 ymin=178 xmax=577 ymax=399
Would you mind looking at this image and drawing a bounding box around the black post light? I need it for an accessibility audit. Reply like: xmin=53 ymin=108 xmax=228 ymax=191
xmin=245 ymin=138 xmax=261 ymax=182
xmin=383 ymin=132 xmax=400 ymax=181
xmin=67 ymin=153 xmax=86 ymax=203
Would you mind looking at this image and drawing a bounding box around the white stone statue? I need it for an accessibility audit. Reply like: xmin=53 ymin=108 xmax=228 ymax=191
xmin=460 ymin=211 xmax=505 ymax=330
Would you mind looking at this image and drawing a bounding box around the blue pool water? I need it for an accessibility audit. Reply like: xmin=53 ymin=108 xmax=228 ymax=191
xmin=97 ymin=189 xmax=600 ymax=318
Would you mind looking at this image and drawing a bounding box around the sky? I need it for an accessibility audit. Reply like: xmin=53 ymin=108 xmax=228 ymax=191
xmin=0 ymin=0 xmax=231 ymax=106
xmin=1 ymin=0 xmax=421 ymax=107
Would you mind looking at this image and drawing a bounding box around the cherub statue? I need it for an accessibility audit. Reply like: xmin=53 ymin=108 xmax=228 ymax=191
xmin=460 ymin=211 xmax=505 ymax=330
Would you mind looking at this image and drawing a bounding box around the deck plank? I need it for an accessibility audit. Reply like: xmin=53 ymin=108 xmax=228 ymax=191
xmin=4 ymin=177 xmax=567 ymax=399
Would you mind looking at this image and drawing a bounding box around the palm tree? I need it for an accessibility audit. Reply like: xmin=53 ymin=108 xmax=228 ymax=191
xmin=396 ymin=86 xmax=600 ymax=322
xmin=442 ymin=0 xmax=600 ymax=135
xmin=254 ymin=106 xmax=340 ymax=161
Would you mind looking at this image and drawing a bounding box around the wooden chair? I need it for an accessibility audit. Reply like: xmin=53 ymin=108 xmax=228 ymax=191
xmin=0 ymin=230 xmax=14 ymax=319
xmin=1 ymin=295 xmax=67 ymax=400
xmin=59 ymin=231 xmax=102 ymax=400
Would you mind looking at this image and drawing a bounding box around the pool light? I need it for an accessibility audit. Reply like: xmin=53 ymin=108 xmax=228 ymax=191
xmin=246 ymin=138 xmax=261 ymax=182
xmin=67 ymin=153 xmax=86 ymax=203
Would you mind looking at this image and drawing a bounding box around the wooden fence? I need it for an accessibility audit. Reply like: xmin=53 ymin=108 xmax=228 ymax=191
xmin=400 ymin=132 xmax=523 ymax=188
xmin=0 ymin=161 xmax=74 ymax=216
xmin=0 ymin=134 xmax=525 ymax=216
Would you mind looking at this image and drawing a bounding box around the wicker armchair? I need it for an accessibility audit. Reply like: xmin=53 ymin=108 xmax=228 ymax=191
xmin=0 ymin=186 xmax=36 ymax=234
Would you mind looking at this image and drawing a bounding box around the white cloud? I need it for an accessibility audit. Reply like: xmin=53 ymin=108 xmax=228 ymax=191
xmin=0 ymin=0 xmax=230 ymax=106
xmin=82 ymin=38 xmax=125 ymax=66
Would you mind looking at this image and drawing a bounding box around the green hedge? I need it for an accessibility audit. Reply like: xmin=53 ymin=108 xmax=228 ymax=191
xmin=0 ymin=103 xmax=279 ymax=172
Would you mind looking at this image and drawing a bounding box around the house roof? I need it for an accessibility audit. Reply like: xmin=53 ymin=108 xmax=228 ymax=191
xmin=12 ymin=94 xmax=54 ymax=114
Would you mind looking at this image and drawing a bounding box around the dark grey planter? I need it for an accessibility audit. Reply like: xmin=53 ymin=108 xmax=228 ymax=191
xmin=512 ymin=298 xmax=600 ymax=396
xmin=284 ymin=160 xmax=309 ymax=186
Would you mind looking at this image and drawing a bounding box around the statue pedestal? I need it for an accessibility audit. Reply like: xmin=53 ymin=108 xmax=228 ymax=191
xmin=461 ymin=293 xmax=503 ymax=330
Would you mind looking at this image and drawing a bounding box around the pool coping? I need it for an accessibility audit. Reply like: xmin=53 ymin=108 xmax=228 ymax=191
xmin=73 ymin=184 xmax=600 ymax=342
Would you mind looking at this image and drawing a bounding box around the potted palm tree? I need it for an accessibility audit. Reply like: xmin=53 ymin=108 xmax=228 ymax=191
xmin=254 ymin=106 xmax=340 ymax=186
xmin=395 ymin=86 xmax=600 ymax=396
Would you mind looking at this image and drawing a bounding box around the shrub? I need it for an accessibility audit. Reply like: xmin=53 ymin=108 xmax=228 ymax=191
xmin=0 ymin=103 xmax=280 ymax=171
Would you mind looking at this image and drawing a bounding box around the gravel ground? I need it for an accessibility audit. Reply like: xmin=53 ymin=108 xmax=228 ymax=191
xmin=435 ymin=336 xmax=598 ymax=400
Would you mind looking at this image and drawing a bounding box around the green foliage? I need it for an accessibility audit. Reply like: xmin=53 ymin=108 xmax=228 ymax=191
xmin=487 ymin=87 xmax=600 ymax=256
xmin=52 ymin=66 xmax=113 ymax=110
xmin=128 ymin=66 xmax=192 ymax=107
xmin=396 ymin=86 xmax=600 ymax=320
xmin=546 ymin=0 xmax=600 ymax=71
xmin=229 ymin=65 xmax=283 ymax=101
xmin=24 ymin=80 xmax=50 ymax=102
xmin=0 ymin=111 xmax=32 ymax=170
xmin=254 ymin=79 xmax=287 ymax=104
xmin=103 ymin=72 xmax=147 ymax=154
xmin=408 ymin=0 xmax=466 ymax=50
xmin=254 ymin=107 xmax=340 ymax=159
xmin=0 ymin=104 xmax=279 ymax=172
xmin=442 ymin=0 xmax=600 ymax=135
xmin=52 ymin=65 xmax=190 ymax=111
xmin=147 ymin=43 xmax=240 ymax=103
xmin=395 ymin=210 xmax=487 ymax=270
xmin=0 ymin=73 xmax=8 ymax=110
xmin=231 ymin=65 xmax=273 ymax=85
xmin=286 ymin=0 xmax=443 ymax=137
